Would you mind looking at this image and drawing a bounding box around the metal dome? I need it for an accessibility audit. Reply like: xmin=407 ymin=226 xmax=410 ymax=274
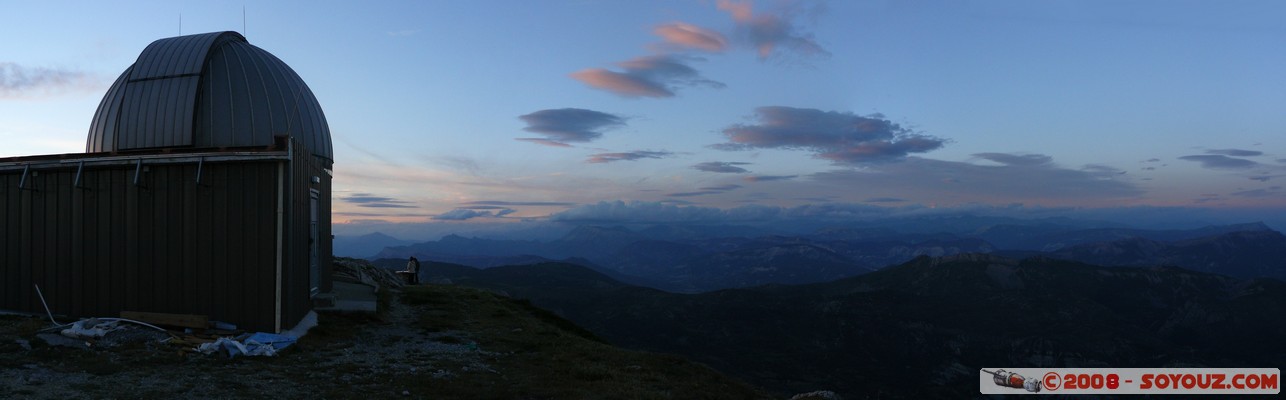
xmin=86 ymin=31 xmax=333 ymax=162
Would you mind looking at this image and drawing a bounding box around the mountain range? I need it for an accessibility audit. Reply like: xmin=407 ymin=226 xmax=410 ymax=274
xmin=333 ymin=232 xmax=414 ymax=258
xmin=411 ymin=255 xmax=1286 ymax=398
xmin=1025 ymin=228 xmax=1286 ymax=281
xmin=360 ymin=220 xmax=1284 ymax=292
xmin=975 ymin=221 xmax=1277 ymax=251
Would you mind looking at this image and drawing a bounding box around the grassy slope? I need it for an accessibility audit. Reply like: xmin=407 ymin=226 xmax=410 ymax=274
xmin=426 ymin=257 xmax=1286 ymax=398
xmin=0 ymin=283 xmax=771 ymax=399
xmin=393 ymin=285 xmax=772 ymax=399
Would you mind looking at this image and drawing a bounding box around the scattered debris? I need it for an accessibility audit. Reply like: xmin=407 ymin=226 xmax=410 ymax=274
xmin=195 ymin=332 xmax=297 ymax=357
xmin=790 ymin=390 xmax=843 ymax=400
xmin=61 ymin=318 xmax=123 ymax=339
xmin=40 ymin=318 xmax=172 ymax=349
xmin=95 ymin=317 xmax=170 ymax=333
xmin=36 ymin=333 xmax=89 ymax=350
xmin=244 ymin=332 xmax=297 ymax=352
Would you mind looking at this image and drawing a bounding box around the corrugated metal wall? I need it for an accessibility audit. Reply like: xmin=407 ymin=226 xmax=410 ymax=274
xmin=0 ymin=158 xmax=287 ymax=331
xmin=280 ymin=141 xmax=333 ymax=331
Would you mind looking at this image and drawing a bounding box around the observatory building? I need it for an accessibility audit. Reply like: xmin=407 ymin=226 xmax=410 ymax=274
xmin=0 ymin=31 xmax=333 ymax=332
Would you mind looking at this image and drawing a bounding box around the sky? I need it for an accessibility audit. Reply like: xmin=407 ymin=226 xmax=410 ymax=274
xmin=3 ymin=0 xmax=1285 ymax=238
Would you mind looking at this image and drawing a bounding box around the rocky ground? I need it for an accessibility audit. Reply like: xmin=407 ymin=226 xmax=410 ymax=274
xmin=0 ymin=283 xmax=772 ymax=399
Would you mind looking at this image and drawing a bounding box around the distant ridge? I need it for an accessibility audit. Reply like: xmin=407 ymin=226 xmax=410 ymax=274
xmin=974 ymin=221 xmax=1274 ymax=251
xmin=333 ymin=231 xmax=413 ymax=258
xmin=1036 ymin=229 xmax=1286 ymax=280
xmin=429 ymin=255 xmax=1286 ymax=397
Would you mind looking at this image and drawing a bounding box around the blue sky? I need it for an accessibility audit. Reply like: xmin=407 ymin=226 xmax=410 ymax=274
xmin=3 ymin=0 xmax=1285 ymax=235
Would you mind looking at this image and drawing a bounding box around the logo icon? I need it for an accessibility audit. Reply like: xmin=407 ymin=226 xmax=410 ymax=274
xmin=983 ymin=369 xmax=1042 ymax=393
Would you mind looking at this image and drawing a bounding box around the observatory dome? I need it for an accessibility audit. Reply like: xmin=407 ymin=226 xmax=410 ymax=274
xmin=86 ymin=31 xmax=332 ymax=161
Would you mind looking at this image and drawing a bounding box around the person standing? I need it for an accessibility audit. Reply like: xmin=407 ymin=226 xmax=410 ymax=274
xmin=404 ymin=256 xmax=421 ymax=285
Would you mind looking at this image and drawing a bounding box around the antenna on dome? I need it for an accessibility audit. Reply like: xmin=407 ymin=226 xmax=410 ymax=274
xmin=243 ymin=6 xmax=246 ymax=37
xmin=179 ymin=13 xmax=182 ymax=36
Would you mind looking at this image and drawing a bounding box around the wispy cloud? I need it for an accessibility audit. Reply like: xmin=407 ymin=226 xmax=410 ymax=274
xmin=864 ymin=197 xmax=905 ymax=203
xmin=549 ymin=200 xmax=899 ymax=224
xmin=716 ymin=106 xmax=945 ymax=164
xmin=1193 ymin=194 xmax=1224 ymax=204
xmin=342 ymin=193 xmax=418 ymax=208
xmin=333 ymin=212 xmax=435 ymax=218
xmin=743 ymin=174 xmax=798 ymax=182
xmin=587 ymin=150 xmax=673 ymax=163
xmin=461 ymin=200 xmax=577 ymax=207
xmin=653 ymin=22 xmax=728 ymax=52
xmin=571 ymin=55 xmax=724 ymax=98
xmin=1206 ymin=149 xmax=1263 ymax=157
xmin=812 ymin=155 xmax=1142 ymax=204
xmin=973 ymin=153 xmax=1051 ymax=166
xmin=716 ymin=0 xmax=828 ymax=59
xmin=1081 ymin=164 xmax=1127 ymax=178
xmin=515 ymin=138 xmax=575 ymax=148
xmin=0 ymin=62 xmax=101 ymax=99
xmin=517 ymin=108 xmax=626 ymax=146
xmin=658 ymin=199 xmax=697 ymax=205
xmin=693 ymin=161 xmax=751 ymax=173
xmin=433 ymin=156 xmax=485 ymax=177
xmin=338 ymin=135 xmax=403 ymax=166
xmin=666 ymin=190 xmax=722 ymax=197
xmin=700 ymin=184 xmax=742 ymax=191
xmin=450 ymin=205 xmax=517 ymax=218
xmin=386 ymin=29 xmax=419 ymax=37
xmin=1230 ymin=186 xmax=1282 ymax=198
xmin=1178 ymin=154 xmax=1259 ymax=169
xmin=433 ymin=209 xmax=496 ymax=221
xmin=665 ymin=183 xmax=742 ymax=198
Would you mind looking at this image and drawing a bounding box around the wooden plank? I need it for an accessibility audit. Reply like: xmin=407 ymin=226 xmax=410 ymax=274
xmin=120 ymin=311 xmax=209 ymax=329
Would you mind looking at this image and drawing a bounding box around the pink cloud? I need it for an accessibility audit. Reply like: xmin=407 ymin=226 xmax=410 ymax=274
xmin=570 ymin=55 xmax=724 ymax=98
xmin=716 ymin=0 xmax=828 ymax=59
xmin=654 ymin=22 xmax=728 ymax=52
xmin=570 ymin=68 xmax=670 ymax=98
xmin=515 ymin=138 xmax=574 ymax=148
xmin=717 ymin=0 xmax=755 ymax=21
